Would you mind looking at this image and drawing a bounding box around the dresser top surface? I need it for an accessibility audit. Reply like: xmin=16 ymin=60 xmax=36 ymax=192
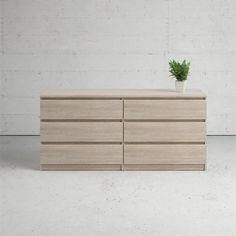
xmin=41 ymin=89 xmax=206 ymax=98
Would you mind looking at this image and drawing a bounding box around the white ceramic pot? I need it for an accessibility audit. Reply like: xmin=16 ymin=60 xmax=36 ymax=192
xmin=175 ymin=81 xmax=186 ymax=93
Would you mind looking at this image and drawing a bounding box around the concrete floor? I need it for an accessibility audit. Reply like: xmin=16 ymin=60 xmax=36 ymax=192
xmin=0 ymin=136 xmax=236 ymax=236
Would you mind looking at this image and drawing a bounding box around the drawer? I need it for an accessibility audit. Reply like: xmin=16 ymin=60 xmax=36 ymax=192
xmin=41 ymin=122 xmax=123 ymax=142
xmin=123 ymin=164 xmax=205 ymax=171
xmin=41 ymin=99 xmax=122 ymax=120
xmin=124 ymin=122 xmax=206 ymax=142
xmin=41 ymin=144 xmax=123 ymax=164
xmin=124 ymin=144 xmax=206 ymax=164
xmin=124 ymin=99 xmax=206 ymax=120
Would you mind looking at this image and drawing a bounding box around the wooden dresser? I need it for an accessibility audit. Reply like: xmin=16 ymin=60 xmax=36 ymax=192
xmin=40 ymin=89 xmax=207 ymax=171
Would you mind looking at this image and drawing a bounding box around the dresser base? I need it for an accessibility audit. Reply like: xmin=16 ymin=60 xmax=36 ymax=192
xmin=41 ymin=164 xmax=205 ymax=171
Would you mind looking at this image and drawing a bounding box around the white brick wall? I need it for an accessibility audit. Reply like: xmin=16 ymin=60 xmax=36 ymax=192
xmin=0 ymin=0 xmax=236 ymax=135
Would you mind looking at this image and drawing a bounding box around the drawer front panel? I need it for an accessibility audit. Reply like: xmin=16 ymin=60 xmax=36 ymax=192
xmin=124 ymin=122 xmax=206 ymax=142
xmin=124 ymin=144 xmax=206 ymax=164
xmin=41 ymin=144 xmax=123 ymax=164
xmin=41 ymin=99 xmax=122 ymax=120
xmin=123 ymin=164 xmax=205 ymax=171
xmin=41 ymin=122 xmax=123 ymax=142
xmin=124 ymin=99 xmax=206 ymax=120
xmin=41 ymin=164 xmax=121 ymax=171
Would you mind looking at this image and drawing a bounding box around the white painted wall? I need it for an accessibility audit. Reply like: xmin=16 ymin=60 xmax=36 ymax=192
xmin=0 ymin=0 xmax=236 ymax=135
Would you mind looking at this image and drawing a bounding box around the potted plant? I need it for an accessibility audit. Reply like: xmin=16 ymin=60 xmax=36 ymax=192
xmin=169 ymin=60 xmax=190 ymax=93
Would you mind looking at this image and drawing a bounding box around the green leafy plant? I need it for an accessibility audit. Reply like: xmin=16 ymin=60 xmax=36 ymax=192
xmin=169 ymin=60 xmax=190 ymax=81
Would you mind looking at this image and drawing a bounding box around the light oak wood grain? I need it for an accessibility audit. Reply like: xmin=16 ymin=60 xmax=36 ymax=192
xmin=41 ymin=122 xmax=123 ymax=142
xmin=124 ymin=99 xmax=206 ymax=120
xmin=41 ymin=144 xmax=123 ymax=164
xmin=41 ymin=99 xmax=122 ymax=120
xmin=40 ymin=89 xmax=207 ymax=171
xmin=123 ymin=164 xmax=205 ymax=171
xmin=124 ymin=144 xmax=206 ymax=164
xmin=124 ymin=122 xmax=206 ymax=142
xmin=41 ymin=89 xmax=206 ymax=99
xmin=41 ymin=164 xmax=121 ymax=171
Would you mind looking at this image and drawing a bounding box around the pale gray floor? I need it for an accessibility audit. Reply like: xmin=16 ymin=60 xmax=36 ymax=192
xmin=0 ymin=136 xmax=236 ymax=236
